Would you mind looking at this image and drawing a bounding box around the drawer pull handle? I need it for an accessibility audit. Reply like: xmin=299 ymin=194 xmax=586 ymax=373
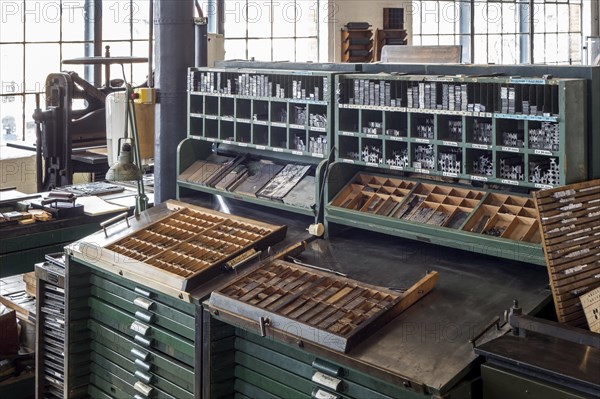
xmin=131 ymin=321 xmax=150 ymax=336
xmin=134 ymin=381 xmax=153 ymax=397
xmin=134 ymin=296 xmax=155 ymax=310
xmin=259 ymin=316 xmax=271 ymax=337
xmin=312 ymin=388 xmax=341 ymax=399
xmin=135 ymin=370 xmax=153 ymax=384
xmin=135 ymin=358 xmax=152 ymax=372
xmin=135 ymin=310 xmax=155 ymax=323
xmin=101 ymin=212 xmax=129 ymax=237
xmin=131 ymin=348 xmax=149 ymax=361
xmin=134 ymin=334 xmax=153 ymax=347
xmin=134 ymin=395 xmax=147 ymax=399
xmin=312 ymin=359 xmax=342 ymax=377
xmin=312 ymin=371 xmax=342 ymax=392
xmin=134 ymin=287 xmax=152 ymax=298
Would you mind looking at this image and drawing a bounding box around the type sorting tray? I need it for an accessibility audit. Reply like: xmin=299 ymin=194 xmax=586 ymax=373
xmin=70 ymin=201 xmax=287 ymax=294
xmin=533 ymin=179 xmax=600 ymax=328
xmin=207 ymin=259 xmax=438 ymax=353
xmin=326 ymin=169 xmax=545 ymax=264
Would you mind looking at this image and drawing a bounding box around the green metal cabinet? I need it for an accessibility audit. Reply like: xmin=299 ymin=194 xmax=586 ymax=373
xmin=64 ymin=256 xmax=199 ymax=398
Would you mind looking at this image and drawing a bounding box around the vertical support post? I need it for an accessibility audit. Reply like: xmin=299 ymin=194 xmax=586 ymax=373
xmin=518 ymin=1 xmax=530 ymax=63
xmin=93 ymin=0 xmax=103 ymax=87
xmin=154 ymin=0 xmax=195 ymax=203
xmin=459 ymin=0 xmax=472 ymax=63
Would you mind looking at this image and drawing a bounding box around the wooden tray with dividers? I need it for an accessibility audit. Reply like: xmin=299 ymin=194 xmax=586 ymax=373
xmin=105 ymin=204 xmax=287 ymax=291
xmin=533 ymin=179 xmax=600 ymax=328
xmin=207 ymin=259 xmax=439 ymax=353
xmin=330 ymin=173 xmax=542 ymax=243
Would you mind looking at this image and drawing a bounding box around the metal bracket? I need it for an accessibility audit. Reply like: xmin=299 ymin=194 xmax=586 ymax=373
xmin=259 ymin=316 xmax=271 ymax=337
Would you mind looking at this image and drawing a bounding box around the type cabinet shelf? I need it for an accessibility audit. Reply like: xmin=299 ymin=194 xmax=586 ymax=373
xmin=325 ymin=166 xmax=546 ymax=265
xmin=180 ymin=67 xmax=338 ymax=217
xmin=334 ymin=74 xmax=587 ymax=190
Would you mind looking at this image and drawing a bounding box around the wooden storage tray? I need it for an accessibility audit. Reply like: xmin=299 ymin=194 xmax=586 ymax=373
xmin=102 ymin=202 xmax=287 ymax=292
xmin=533 ymin=179 xmax=600 ymax=328
xmin=207 ymin=259 xmax=438 ymax=353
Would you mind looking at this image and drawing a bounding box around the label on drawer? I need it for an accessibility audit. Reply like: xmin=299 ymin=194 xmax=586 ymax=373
xmin=312 ymin=371 xmax=342 ymax=391
xmin=312 ymin=388 xmax=340 ymax=399
xmin=130 ymin=321 xmax=150 ymax=336
xmin=534 ymin=149 xmax=553 ymax=156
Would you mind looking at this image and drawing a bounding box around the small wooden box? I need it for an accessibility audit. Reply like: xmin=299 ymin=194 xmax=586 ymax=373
xmin=580 ymin=287 xmax=600 ymax=333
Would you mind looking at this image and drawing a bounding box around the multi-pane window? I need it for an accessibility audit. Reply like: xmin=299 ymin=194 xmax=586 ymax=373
xmin=411 ymin=0 xmax=583 ymax=64
xmin=222 ymin=0 xmax=324 ymax=62
xmin=0 ymin=0 xmax=149 ymax=143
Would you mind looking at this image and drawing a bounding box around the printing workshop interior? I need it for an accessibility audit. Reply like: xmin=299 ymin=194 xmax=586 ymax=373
xmin=1 ymin=0 xmax=600 ymax=398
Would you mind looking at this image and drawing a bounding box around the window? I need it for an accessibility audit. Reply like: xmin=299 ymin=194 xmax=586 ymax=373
xmin=410 ymin=0 xmax=583 ymax=64
xmin=222 ymin=0 xmax=325 ymax=62
xmin=0 ymin=1 xmax=150 ymax=143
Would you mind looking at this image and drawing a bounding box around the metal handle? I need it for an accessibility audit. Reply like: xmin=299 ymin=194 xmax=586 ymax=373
xmin=135 ymin=358 xmax=152 ymax=372
xmin=134 ymin=395 xmax=147 ymax=399
xmin=259 ymin=316 xmax=271 ymax=337
xmin=312 ymin=371 xmax=342 ymax=392
xmin=134 ymin=334 xmax=153 ymax=347
xmin=312 ymin=359 xmax=342 ymax=377
xmin=312 ymin=388 xmax=341 ymax=399
xmin=134 ymin=381 xmax=153 ymax=397
xmin=100 ymin=212 xmax=130 ymax=237
xmin=131 ymin=347 xmax=150 ymax=361
xmin=134 ymin=287 xmax=152 ymax=298
xmin=135 ymin=310 xmax=155 ymax=323
xmin=135 ymin=370 xmax=153 ymax=384
xmin=131 ymin=321 xmax=150 ymax=336
xmin=134 ymin=296 xmax=155 ymax=310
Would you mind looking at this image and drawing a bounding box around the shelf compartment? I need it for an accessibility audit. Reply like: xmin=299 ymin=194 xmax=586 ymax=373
xmin=189 ymin=95 xmax=203 ymax=114
xmin=385 ymin=111 xmax=408 ymax=137
xmin=466 ymin=117 xmax=493 ymax=145
xmin=462 ymin=205 xmax=500 ymax=234
xmin=411 ymin=114 xmax=435 ymax=140
xmin=205 ymin=118 xmax=219 ymax=139
xmin=362 ymin=138 xmax=384 ymax=165
xmin=412 ymin=143 xmax=436 ymax=170
xmin=289 ymin=128 xmax=308 ymax=151
xmin=362 ymin=109 xmax=384 ymax=135
xmin=437 ymin=115 xmax=463 ymax=142
xmin=236 ymin=99 xmax=252 ymax=120
xmin=385 ymin=140 xmax=409 ymax=169
xmin=482 ymin=213 xmax=515 ymax=238
xmin=220 ymin=120 xmax=234 ymax=141
xmin=270 ymin=102 xmax=287 ymax=123
xmin=338 ymin=135 xmax=360 ymax=161
xmin=466 ymin=148 xmax=493 ymax=177
xmin=252 ymin=124 xmax=269 ymax=146
xmin=437 ymin=146 xmax=462 ymax=175
xmin=270 ymin=126 xmax=287 ymax=149
xmin=205 ymin=96 xmax=219 ymax=116
xmin=497 ymin=152 xmax=525 ymax=182
xmin=496 ymin=118 xmax=525 ymax=148
xmin=254 ymin=100 xmax=269 ymax=122
xmin=339 ymin=108 xmax=359 ymax=132
xmin=235 ymin=123 xmax=251 ymax=143
xmin=528 ymin=154 xmax=560 ymax=187
xmin=221 ymin=97 xmax=235 ymax=118
xmin=189 ymin=117 xmax=203 ymax=137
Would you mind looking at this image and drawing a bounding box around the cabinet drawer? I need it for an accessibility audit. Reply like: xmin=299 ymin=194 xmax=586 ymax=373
xmin=91 ymin=353 xmax=179 ymax=399
xmin=91 ymin=344 xmax=194 ymax=399
xmin=89 ymin=266 xmax=195 ymax=314
xmin=90 ymin=283 xmax=195 ymax=341
xmin=89 ymin=297 xmax=195 ymax=367
xmin=90 ymin=273 xmax=195 ymax=328
xmin=90 ymin=332 xmax=194 ymax=392
xmin=88 ymin=318 xmax=195 ymax=384
xmin=236 ymin=332 xmax=406 ymax=399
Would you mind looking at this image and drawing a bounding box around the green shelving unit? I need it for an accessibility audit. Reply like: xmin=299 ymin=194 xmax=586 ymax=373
xmin=178 ymin=67 xmax=339 ymax=217
xmin=334 ymin=74 xmax=587 ymax=189
xmin=326 ymin=72 xmax=588 ymax=265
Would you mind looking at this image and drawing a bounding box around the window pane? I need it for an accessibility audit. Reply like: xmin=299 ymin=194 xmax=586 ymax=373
xmin=438 ymin=2 xmax=459 ymax=35
xmin=295 ymin=38 xmax=318 ymax=62
xmin=501 ymin=34 xmax=518 ymax=64
xmin=24 ymin=94 xmax=38 ymax=142
xmin=438 ymin=35 xmax=456 ymax=45
xmin=104 ymin=42 xmax=132 ymax=83
xmin=223 ymin=1 xmax=247 ymax=38
xmin=247 ymin=39 xmax=271 ymax=61
xmin=1 ymin=95 xmax=23 ymax=143
xmin=1 ymin=4 xmax=24 ymax=43
xmin=473 ymin=35 xmax=487 ymax=64
xmin=132 ymin=41 xmax=150 ymax=86
xmin=533 ymin=33 xmax=546 ymax=63
xmin=272 ymin=39 xmax=295 ymax=62
xmin=1 ymin=45 xmax=24 ymax=94
xmin=103 ymin=1 xmax=132 ymax=40
xmin=487 ymin=34 xmax=502 ymax=64
xmin=132 ymin=1 xmax=151 ymax=40
xmin=421 ymin=1 xmax=439 ymax=35
xmin=296 ymin=1 xmax=318 ymax=37
xmin=224 ymin=39 xmax=247 ymax=60
xmin=247 ymin=3 xmax=271 ymax=38
xmin=61 ymin=43 xmax=87 ymax=77
xmin=421 ymin=35 xmax=439 ymax=45
xmin=25 ymin=44 xmax=60 ymax=93
xmin=25 ymin=1 xmax=61 ymax=42
xmin=273 ymin=3 xmax=295 ymax=38
xmin=62 ymin=1 xmax=87 ymax=42
xmin=557 ymin=4 xmax=569 ymax=32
